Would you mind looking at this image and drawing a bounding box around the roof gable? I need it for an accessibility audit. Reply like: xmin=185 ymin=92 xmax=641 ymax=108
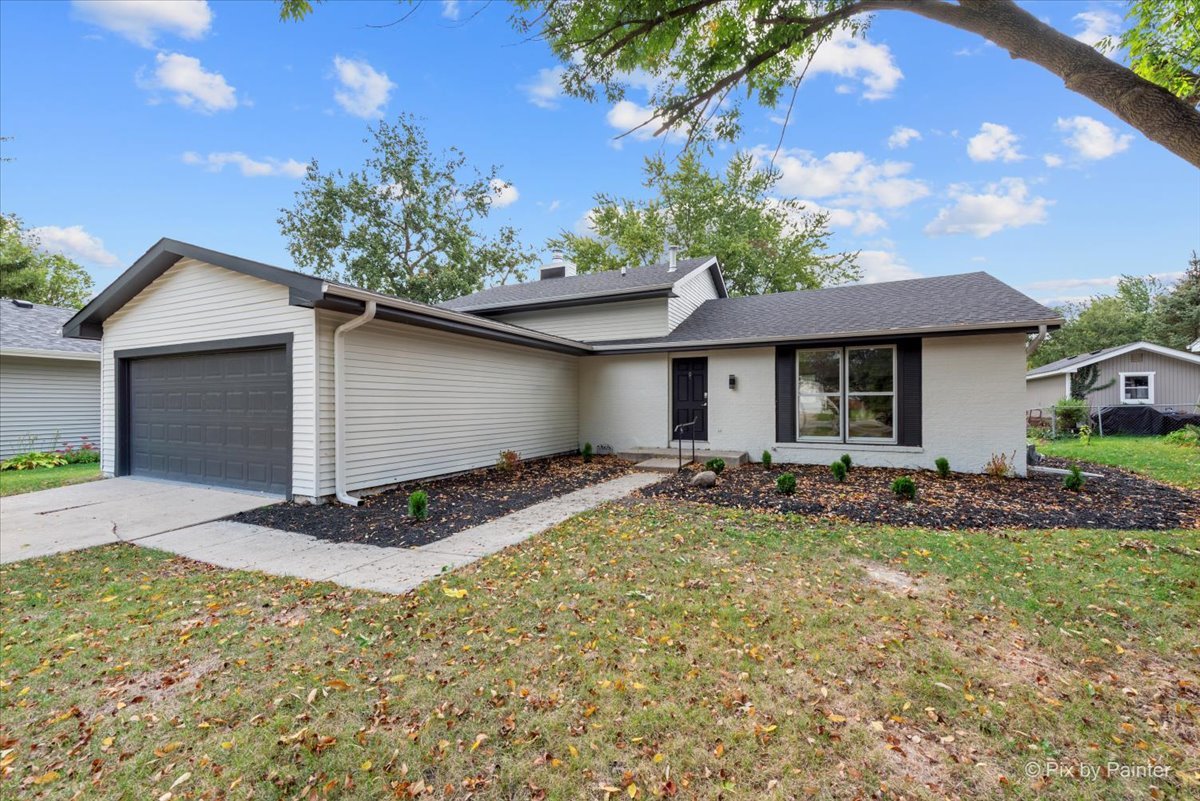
xmin=1026 ymin=341 xmax=1200 ymax=379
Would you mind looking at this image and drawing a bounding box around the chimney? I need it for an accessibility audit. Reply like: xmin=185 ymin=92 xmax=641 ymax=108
xmin=539 ymin=250 xmax=577 ymax=280
xmin=666 ymin=244 xmax=680 ymax=272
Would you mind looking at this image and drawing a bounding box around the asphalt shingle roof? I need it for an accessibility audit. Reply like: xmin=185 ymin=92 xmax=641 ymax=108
xmin=1 ymin=299 xmax=101 ymax=355
xmin=588 ymin=272 xmax=1060 ymax=347
xmin=440 ymin=257 xmax=716 ymax=311
xmin=1025 ymin=343 xmax=1131 ymax=377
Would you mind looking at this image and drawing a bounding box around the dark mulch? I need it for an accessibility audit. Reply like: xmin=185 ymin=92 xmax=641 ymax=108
xmin=230 ymin=455 xmax=632 ymax=547
xmin=637 ymin=459 xmax=1200 ymax=530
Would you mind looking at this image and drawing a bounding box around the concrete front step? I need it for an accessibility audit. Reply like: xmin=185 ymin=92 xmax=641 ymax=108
xmin=624 ymin=447 xmax=750 ymax=472
xmin=632 ymin=457 xmax=688 ymax=472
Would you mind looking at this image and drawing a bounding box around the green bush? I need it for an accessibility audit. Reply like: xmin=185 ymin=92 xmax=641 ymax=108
xmin=1062 ymin=464 xmax=1085 ymax=492
xmin=1054 ymin=397 xmax=1089 ymax=434
xmin=1165 ymin=424 xmax=1199 ymax=447
xmin=934 ymin=457 xmax=950 ymax=478
xmin=890 ymin=476 xmax=917 ymax=501
xmin=829 ymin=460 xmax=847 ymax=482
xmin=840 ymin=453 xmax=852 ymax=470
xmin=776 ymin=472 xmax=797 ymax=495
xmin=761 ymin=450 xmax=772 ymax=469
xmin=1 ymin=451 xmax=67 ymax=471
xmin=705 ymin=457 xmax=726 ymax=474
xmin=582 ymin=442 xmax=594 ymax=463
xmin=407 ymin=490 xmax=429 ymax=520
xmin=58 ymin=438 xmax=100 ymax=464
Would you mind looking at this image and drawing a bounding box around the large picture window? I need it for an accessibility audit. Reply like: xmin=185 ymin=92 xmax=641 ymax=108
xmin=797 ymin=346 xmax=896 ymax=443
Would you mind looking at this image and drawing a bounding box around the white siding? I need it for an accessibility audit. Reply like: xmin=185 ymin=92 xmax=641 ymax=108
xmin=100 ymin=259 xmax=318 ymax=496
xmin=0 ymin=356 xmax=100 ymax=459
xmin=492 ymin=298 xmax=668 ymax=342
xmin=1025 ymin=374 xmax=1070 ymax=411
xmin=668 ymin=265 xmax=720 ymax=330
xmin=316 ymin=311 xmax=579 ymax=494
xmin=579 ymin=333 xmax=1031 ymax=474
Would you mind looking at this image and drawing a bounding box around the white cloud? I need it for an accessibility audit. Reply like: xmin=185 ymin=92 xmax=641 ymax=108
xmin=573 ymin=208 xmax=600 ymax=236
xmin=754 ymin=146 xmax=930 ymax=209
xmin=441 ymin=1 xmax=460 ymax=20
xmin=1024 ymin=271 xmax=1184 ymax=304
xmin=854 ymin=250 xmax=923 ymax=283
xmin=796 ymin=200 xmax=887 ymax=236
xmin=73 ymin=0 xmax=211 ymax=48
xmin=546 ymin=199 xmax=561 ymax=213
xmin=28 ymin=225 xmax=119 ymax=267
xmin=807 ymin=28 xmax=902 ymax=100
xmin=523 ymin=66 xmax=564 ymax=109
xmin=1055 ymin=115 xmax=1132 ymax=160
xmin=1043 ymin=153 xmax=1065 ymax=168
xmin=886 ymin=126 xmax=921 ymax=149
xmin=182 ymin=151 xmax=307 ymax=178
xmin=605 ymin=99 xmax=686 ymax=146
xmin=1072 ymin=10 xmax=1120 ymax=48
xmin=332 ymin=56 xmax=395 ymax=119
xmin=138 ymin=52 xmax=237 ymax=113
xmin=966 ymin=122 xmax=1024 ymax=162
xmin=489 ymin=178 xmax=519 ymax=208
xmin=924 ymin=178 xmax=1051 ymax=238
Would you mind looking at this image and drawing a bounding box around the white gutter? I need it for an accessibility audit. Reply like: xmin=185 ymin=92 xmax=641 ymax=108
xmin=333 ymin=299 xmax=377 ymax=506
xmin=0 ymin=347 xmax=101 ymax=362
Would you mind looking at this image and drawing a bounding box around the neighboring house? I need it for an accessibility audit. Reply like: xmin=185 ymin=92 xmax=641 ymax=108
xmin=0 ymin=298 xmax=101 ymax=460
xmin=1190 ymin=337 xmax=1200 ymax=354
xmin=1026 ymin=341 xmax=1200 ymax=411
xmin=63 ymin=239 xmax=1061 ymax=500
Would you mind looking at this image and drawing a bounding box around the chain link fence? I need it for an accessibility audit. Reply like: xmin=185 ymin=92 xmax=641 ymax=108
xmin=1027 ymin=402 xmax=1200 ymax=438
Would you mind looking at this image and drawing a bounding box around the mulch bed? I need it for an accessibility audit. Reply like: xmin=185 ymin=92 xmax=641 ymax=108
xmin=637 ymin=459 xmax=1200 ymax=530
xmin=230 ymin=455 xmax=632 ymax=547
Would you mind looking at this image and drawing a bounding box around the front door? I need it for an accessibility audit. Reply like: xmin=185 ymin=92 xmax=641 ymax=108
xmin=672 ymin=358 xmax=708 ymax=441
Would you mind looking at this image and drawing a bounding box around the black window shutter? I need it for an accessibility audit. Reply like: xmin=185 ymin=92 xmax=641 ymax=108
xmin=896 ymin=339 xmax=922 ymax=446
xmin=775 ymin=346 xmax=797 ymax=442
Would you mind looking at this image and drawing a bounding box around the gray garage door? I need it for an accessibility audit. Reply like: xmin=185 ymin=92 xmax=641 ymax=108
xmin=128 ymin=347 xmax=291 ymax=494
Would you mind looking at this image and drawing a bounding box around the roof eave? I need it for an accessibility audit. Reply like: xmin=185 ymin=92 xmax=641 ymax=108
xmin=0 ymin=347 xmax=101 ymax=362
xmin=448 ymin=283 xmax=678 ymax=315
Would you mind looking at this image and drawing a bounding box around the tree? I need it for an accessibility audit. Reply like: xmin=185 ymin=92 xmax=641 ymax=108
xmin=1069 ymin=364 xmax=1115 ymax=400
xmin=0 ymin=214 xmax=94 ymax=308
xmin=1146 ymin=252 xmax=1200 ymax=351
xmin=548 ymin=152 xmax=857 ymax=296
xmin=278 ymin=115 xmax=535 ymax=305
xmin=1030 ymin=275 xmax=1163 ymax=368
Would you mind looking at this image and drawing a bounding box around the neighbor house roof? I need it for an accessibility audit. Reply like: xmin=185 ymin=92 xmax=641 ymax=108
xmin=440 ymin=256 xmax=726 ymax=313
xmin=1190 ymin=337 xmax=1200 ymax=353
xmin=1026 ymin=340 xmax=1200 ymax=379
xmin=1 ymin=298 xmax=101 ymax=360
xmin=586 ymin=272 xmax=1061 ymax=351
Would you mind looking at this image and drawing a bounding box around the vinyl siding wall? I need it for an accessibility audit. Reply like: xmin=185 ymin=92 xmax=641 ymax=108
xmin=667 ymin=267 xmax=720 ymax=330
xmin=579 ymin=333 xmax=1030 ymax=474
xmin=1080 ymin=352 xmax=1200 ymax=408
xmin=491 ymin=298 xmax=668 ymax=342
xmin=0 ymin=355 xmax=100 ymax=459
xmin=315 ymin=310 xmax=579 ymax=495
xmin=99 ymin=259 xmax=318 ymax=496
xmin=1025 ymin=374 xmax=1070 ymax=411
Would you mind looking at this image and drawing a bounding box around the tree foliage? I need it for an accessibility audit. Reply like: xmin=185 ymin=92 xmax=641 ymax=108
xmin=0 ymin=214 xmax=94 ymax=308
xmin=548 ymin=152 xmax=857 ymax=296
xmin=1069 ymin=364 xmax=1115 ymax=400
xmin=278 ymin=115 xmax=535 ymax=305
xmin=1105 ymin=0 xmax=1200 ymax=105
xmin=1145 ymin=251 xmax=1200 ymax=351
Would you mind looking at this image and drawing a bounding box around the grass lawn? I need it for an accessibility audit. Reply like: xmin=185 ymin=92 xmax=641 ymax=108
xmin=0 ymin=463 xmax=101 ymax=496
xmin=2 ymin=503 xmax=1198 ymax=799
xmin=1037 ymin=435 xmax=1200 ymax=489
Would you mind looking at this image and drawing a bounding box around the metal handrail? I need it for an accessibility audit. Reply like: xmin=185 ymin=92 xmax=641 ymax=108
xmin=674 ymin=418 xmax=698 ymax=472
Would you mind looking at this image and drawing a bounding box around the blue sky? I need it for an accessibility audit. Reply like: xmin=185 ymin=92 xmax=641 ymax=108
xmin=1 ymin=0 xmax=1196 ymax=305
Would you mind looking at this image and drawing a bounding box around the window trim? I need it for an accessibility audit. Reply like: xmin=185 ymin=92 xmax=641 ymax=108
xmin=1118 ymin=371 xmax=1155 ymax=405
xmin=796 ymin=345 xmax=898 ymax=445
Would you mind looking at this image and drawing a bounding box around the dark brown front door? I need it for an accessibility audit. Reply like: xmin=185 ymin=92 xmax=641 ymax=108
xmin=672 ymin=358 xmax=708 ymax=441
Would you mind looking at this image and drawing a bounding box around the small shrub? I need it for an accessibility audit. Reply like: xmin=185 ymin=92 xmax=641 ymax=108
xmin=582 ymin=442 xmax=594 ymax=463
xmin=1 ymin=451 xmax=67 ymax=470
xmin=983 ymin=451 xmax=1015 ymax=478
xmin=840 ymin=453 xmax=852 ymax=470
xmin=1062 ymin=464 xmax=1085 ymax=492
xmin=891 ymin=476 xmax=917 ymax=501
xmin=1054 ymin=397 xmax=1089 ymax=435
xmin=407 ymin=490 xmax=429 ymax=520
xmin=776 ymin=472 xmax=797 ymax=495
xmin=705 ymin=457 xmax=726 ymax=474
xmin=829 ymin=460 xmax=847 ymax=482
xmin=1165 ymin=424 xmax=1199 ymax=447
xmin=57 ymin=438 xmax=100 ymax=464
xmin=496 ymin=450 xmax=520 ymax=473
xmin=1077 ymin=424 xmax=1092 ymax=446
xmin=934 ymin=456 xmax=951 ymax=478
xmin=761 ymin=450 xmax=772 ymax=469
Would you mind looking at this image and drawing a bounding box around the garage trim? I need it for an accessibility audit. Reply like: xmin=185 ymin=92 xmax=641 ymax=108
xmin=113 ymin=333 xmax=294 ymax=497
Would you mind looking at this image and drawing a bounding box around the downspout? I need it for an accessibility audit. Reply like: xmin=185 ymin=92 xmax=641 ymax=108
xmin=333 ymin=300 xmax=376 ymax=506
xmin=1025 ymin=324 xmax=1048 ymax=357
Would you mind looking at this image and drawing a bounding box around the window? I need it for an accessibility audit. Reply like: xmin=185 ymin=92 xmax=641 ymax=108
xmin=797 ymin=346 xmax=896 ymax=443
xmin=1120 ymin=372 xmax=1154 ymax=404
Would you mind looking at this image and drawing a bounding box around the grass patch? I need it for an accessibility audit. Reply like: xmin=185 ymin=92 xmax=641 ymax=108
xmin=0 ymin=463 xmax=101 ymax=496
xmin=1037 ymin=435 xmax=1200 ymax=489
xmin=1 ymin=503 xmax=1197 ymax=799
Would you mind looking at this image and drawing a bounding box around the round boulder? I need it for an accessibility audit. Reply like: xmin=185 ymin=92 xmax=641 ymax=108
xmin=690 ymin=470 xmax=718 ymax=488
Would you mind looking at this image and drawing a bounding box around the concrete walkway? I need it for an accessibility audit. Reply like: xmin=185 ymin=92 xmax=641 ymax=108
xmin=137 ymin=472 xmax=662 ymax=594
xmin=0 ymin=477 xmax=281 ymax=564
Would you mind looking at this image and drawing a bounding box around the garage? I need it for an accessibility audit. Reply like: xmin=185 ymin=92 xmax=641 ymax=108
xmin=124 ymin=345 xmax=291 ymax=495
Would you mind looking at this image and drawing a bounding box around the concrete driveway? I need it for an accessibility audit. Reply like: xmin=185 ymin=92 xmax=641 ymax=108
xmin=0 ymin=477 xmax=281 ymax=564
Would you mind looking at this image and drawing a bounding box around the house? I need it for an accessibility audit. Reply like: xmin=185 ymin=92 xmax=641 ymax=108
xmin=1190 ymin=337 xmax=1200 ymax=354
xmin=62 ymin=239 xmax=1061 ymax=501
xmin=1025 ymin=341 xmax=1200 ymax=413
xmin=0 ymin=298 xmax=101 ymax=460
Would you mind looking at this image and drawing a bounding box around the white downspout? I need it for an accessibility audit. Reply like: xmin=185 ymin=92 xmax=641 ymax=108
xmin=1026 ymin=324 xmax=1049 ymax=357
xmin=333 ymin=300 xmax=377 ymax=506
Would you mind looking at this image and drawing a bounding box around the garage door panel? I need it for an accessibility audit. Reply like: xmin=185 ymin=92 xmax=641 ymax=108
xmin=128 ymin=347 xmax=290 ymax=494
